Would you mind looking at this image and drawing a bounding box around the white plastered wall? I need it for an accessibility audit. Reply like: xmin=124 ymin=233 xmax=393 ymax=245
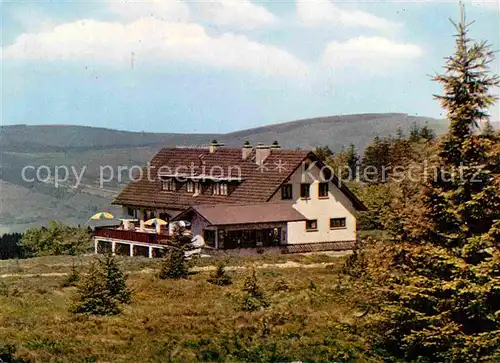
xmin=269 ymin=159 xmax=357 ymax=244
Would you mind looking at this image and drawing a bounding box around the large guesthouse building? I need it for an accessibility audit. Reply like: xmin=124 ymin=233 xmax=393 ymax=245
xmin=94 ymin=141 xmax=366 ymax=256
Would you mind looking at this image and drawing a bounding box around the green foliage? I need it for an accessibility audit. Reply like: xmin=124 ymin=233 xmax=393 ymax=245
xmin=101 ymin=254 xmax=131 ymax=304
xmin=71 ymin=261 xmax=121 ymax=316
xmin=0 ymin=343 xmax=28 ymax=363
xmin=0 ymin=233 xmax=24 ymax=260
xmin=158 ymin=227 xmax=194 ymax=280
xmin=314 ymin=145 xmax=333 ymax=162
xmin=20 ymin=221 xmax=92 ymax=257
xmin=238 ymin=269 xmax=269 ymax=311
xmin=481 ymin=120 xmax=496 ymax=138
xmin=207 ymin=263 xmax=232 ymax=286
xmin=71 ymin=255 xmax=130 ymax=315
xmin=327 ymin=143 xmax=359 ymax=180
xmin=158 ymin=248 xmax=189 ymax=279
xmin=370 ymin=10 xmax=500 ymax=362
xmin=272 ymin=278 xmax=290 ymax=292
xmin=61 ymin=261 xmax=80 ymax=288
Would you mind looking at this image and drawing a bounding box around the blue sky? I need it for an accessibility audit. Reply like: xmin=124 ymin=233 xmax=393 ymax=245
xmin=1 ymin=0 xmax=499 ymax=133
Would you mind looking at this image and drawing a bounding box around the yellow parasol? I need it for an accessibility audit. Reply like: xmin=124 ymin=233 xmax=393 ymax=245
xmin=144 ymin=218 xmax=168 ymax=226
xmin=89 ymin=212 xmax=114 ymax=220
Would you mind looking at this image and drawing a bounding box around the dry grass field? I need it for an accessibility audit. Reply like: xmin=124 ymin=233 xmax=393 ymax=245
xmin=0 ymin=254 xmax=379 ymax=362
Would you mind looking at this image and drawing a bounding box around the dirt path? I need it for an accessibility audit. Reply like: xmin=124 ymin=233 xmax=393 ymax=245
xmin=0 ymin=261 xmax=338 ymax=279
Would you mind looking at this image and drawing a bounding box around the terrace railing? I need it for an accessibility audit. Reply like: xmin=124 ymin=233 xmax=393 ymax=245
xmin=94 ymin=227 xmax=170 ymax=245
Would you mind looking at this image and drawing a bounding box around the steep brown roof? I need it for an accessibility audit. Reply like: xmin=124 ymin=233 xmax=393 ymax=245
xmin=113 ymin=147 xmax=309 ymax=208
xmin=113 ymin=146 xmax=367 ymax=211
xmin=174 ymin=202 xmax=307 ymax=226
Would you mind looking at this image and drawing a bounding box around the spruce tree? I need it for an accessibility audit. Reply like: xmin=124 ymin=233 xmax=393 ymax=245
xmin=158 ymin=225 xmax=193 ymax=279
xmin=375 ymin=7 xmax=500 ymax=362
xmin=409 ymin=121 xmax=422 ymax=142
xmin=207 ymin=263 xmax=232 ymax=286
xmin=239 ymin=269 xmax=269 ymax=311
xmin=71 ymin=262 xmax=121 ymax=316
xmin=345 ymin=143 xmax=359 ymax=180
xmin=100 ymin=254 xmax=131 ymax=304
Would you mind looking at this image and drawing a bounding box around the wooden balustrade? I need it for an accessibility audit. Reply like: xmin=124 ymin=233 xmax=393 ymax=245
xmin=94 ymin=227 xmax=170 ymax=245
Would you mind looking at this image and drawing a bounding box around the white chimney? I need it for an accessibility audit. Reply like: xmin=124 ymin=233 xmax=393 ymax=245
xmin=242 ymin=141 xmax=252 ymax=160
xmin=270 ymin=140 xmax=280 ymax=149
xmin=209 ymin=140 xmax=224 ymax=153
xmin=255 ymin=142 xmax=271 ymax=165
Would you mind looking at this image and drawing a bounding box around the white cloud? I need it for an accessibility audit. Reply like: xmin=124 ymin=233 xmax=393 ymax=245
xmin=1 ymin=18 xmax=309 ymax=77
xmin=296 ymin=0 xmax=399 ymax=29
xmin=107 ymin=0 xmax=191 ymax=22
xmin=321 ymin=36 xmax=423 ymax=72
xmin=194 ymin=0 xmax=278 ymax=30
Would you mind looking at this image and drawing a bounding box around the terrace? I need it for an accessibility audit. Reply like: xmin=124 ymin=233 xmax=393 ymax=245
xmin=94 ymin=226 xmax=172 ymax=258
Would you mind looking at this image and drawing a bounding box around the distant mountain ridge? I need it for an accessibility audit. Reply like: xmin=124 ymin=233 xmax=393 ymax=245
xmin=2 ymin=113 xmax=447 ymax=153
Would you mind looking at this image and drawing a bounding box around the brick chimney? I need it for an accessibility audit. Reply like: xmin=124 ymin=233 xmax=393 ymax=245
xmin=209 ymin=140 xmax=224 ymax=153
xmin=242 ymin=141 xmax=252 ymax=160
xmin=255 ymin=142 xmax=271 ymax=165
xmin=270 ymin=140 xmax=280 ymax=149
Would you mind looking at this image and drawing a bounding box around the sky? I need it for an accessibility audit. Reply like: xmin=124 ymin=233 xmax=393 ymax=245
xmin=1 ymin=0 xmax=499 ymax=133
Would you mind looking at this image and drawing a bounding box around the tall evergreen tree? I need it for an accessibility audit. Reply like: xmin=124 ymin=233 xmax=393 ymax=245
xmin=71 ymin=262 xmax=121 ymax=316
xmin=374 ymin=7 xmax=500 ymax=362
xmin=409 ymin=121 xmax=422 ymax=142
xmin=361 ymin=136 xmax=392 ymax=183
xmin=345 ymin=143 xmax=359 ymax=180
xmin=100 ymin=254 xmax=131 ymax=304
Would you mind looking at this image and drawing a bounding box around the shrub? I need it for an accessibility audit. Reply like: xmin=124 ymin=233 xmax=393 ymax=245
xmin=100 ymin=254 xmax=131 ymax=304
xmin=159 ymin=248 xmax=188 ymax=279
xmin=71 ymin=262 xmax=121 ymax=316
xmin=0 ymin=233 xmax=24 ymax=260
xmin=239 ymin=269 xmax=269 ymax=311
xmin=158 ymin=227 xmax=193 ymax=280
xmin=20 ymin=221 xmax=91 ymax=257
xmin=71 ymin=255 xmax=130 ymax=315
xmin=0 ymin=281 xmax=20 ymax=298
xmin=272 ymin=278 xmax=290 ymax=292
xmin=207 ymin=263 xmax=232 ymax=286
xmin=61 ymin=260 xmax=80 ymax=288
xmin=0 ymin=343 xmax=27 ymax=363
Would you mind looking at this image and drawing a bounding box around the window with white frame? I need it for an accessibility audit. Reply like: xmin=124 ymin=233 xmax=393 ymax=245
xmin=161 ymin=178 xmax=175 ymax=191
xmin=212 ymin=182 xmax=228 ymax=195
xmin=186 ymin=180 xmax=194 ymax=193
xmin=194 ymin=182 xmax=201 ymax=195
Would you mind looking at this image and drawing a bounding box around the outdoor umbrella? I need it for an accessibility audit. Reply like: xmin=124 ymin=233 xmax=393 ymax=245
xmin=144 ymin=218 xmax=168 ymax=226
xmin=86 ymin=212 xmax=115 ymax=226
xmin=144 ymin=218 xmax=168 ymax=234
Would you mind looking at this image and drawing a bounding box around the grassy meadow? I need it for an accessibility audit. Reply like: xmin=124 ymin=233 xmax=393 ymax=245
xmin=0 ymin=253 xmax=379 ymax=362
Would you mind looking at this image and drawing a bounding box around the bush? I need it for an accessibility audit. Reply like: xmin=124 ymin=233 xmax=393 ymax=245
xmin=0 ymin=233 xmax=24 ymax=260
xmin=239 ymin=269 xmax=269 ymax=311
xmin=158 ymin=227 xmax=194 ymax=280
xmin=0 ymin=343 xmax=28 ymax=363
xmin=159 ymin=248 xmax=189 ymax=279
xmin=100 ymin=254 xmax=131 ymax=304
xmin=207 ymin=264 xmax=232 ymax=286
xmin=0 ymin=281 xmax=20 ymax=298
xmin=71 ymin=255 xmax=130 ymax=315
xmin=71 ymin=262 xmax=121 ymax=316
xmin=61 ymin=260 xmax=80 ymax=288
xmin=272 ymin=278 xmax=290 ymax=292
xmin=20 ymin=221 xmax=91 ymax=257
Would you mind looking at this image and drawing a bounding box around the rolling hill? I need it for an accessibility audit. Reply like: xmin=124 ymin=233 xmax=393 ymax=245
xmin=0 ymin=112 xmax=452 ymax=233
